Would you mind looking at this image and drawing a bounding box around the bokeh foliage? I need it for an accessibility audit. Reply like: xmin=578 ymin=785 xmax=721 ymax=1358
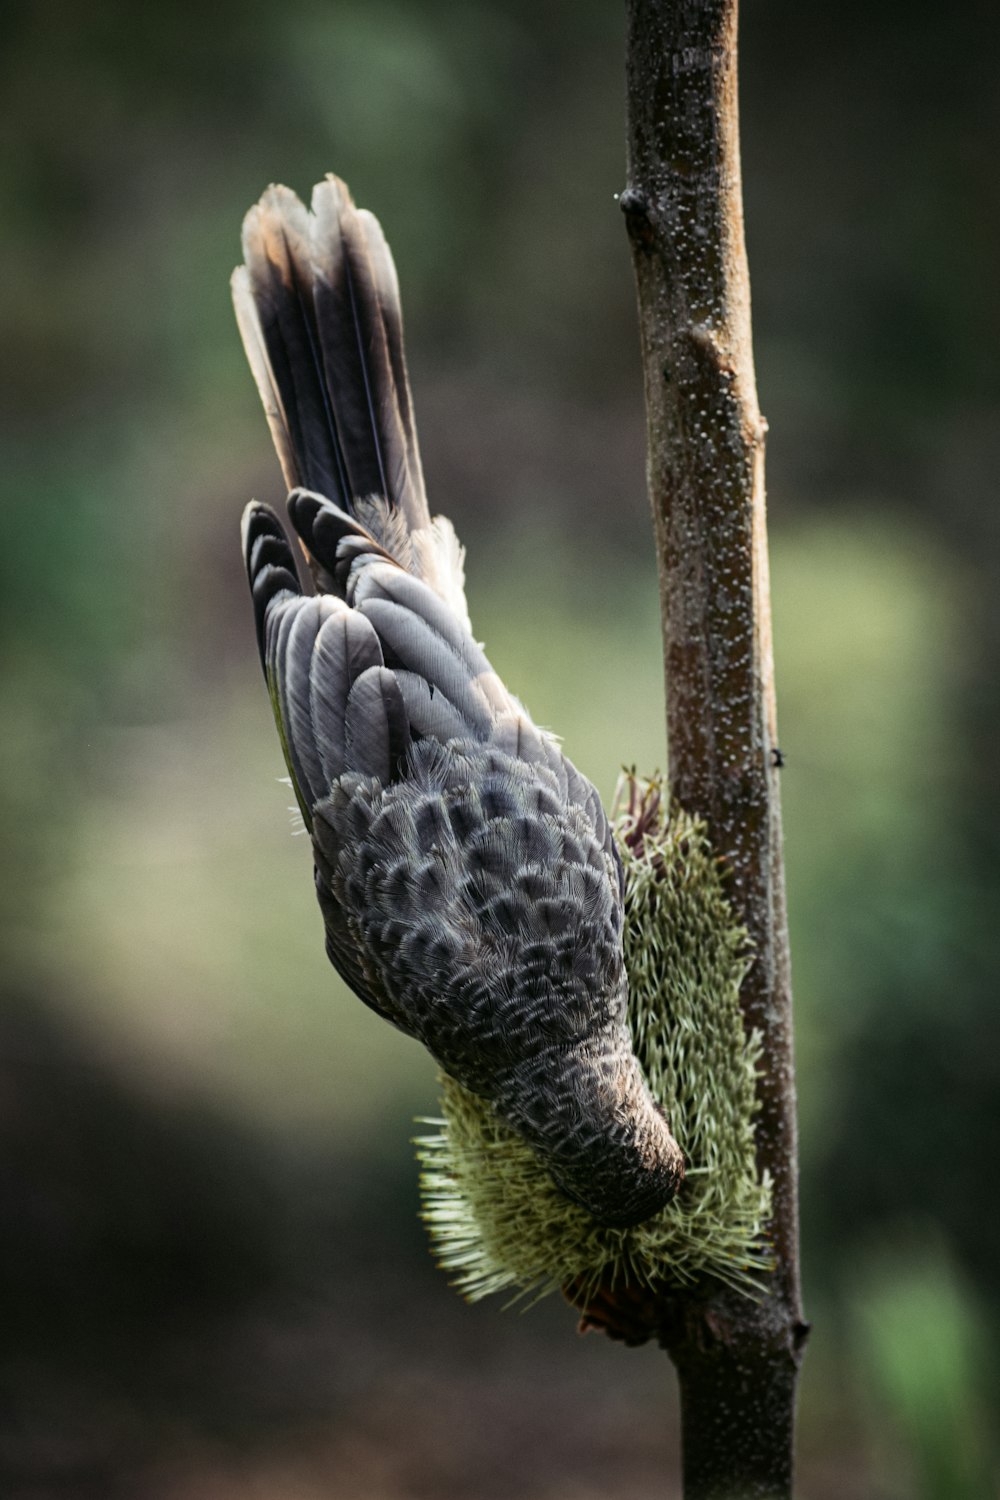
xmin=2 ymin=0 xmax=998 ymax=1495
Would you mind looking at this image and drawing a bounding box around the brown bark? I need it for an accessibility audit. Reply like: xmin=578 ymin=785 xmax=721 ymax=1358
xmin=617 ymin=0 xmax=807 ymax=1493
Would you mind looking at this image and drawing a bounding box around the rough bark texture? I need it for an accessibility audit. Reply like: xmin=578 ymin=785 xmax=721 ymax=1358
xmin=621 ymin=0 xmax=807 ymax=1493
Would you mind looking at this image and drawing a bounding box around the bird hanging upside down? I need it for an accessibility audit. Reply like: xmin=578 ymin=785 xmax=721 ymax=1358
xmin=234 ymin=174 xmax=684 ymax=1228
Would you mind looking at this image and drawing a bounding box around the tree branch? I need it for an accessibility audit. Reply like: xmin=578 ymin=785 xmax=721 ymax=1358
xmin=621 ymin=0 xmax=807 ymax=1493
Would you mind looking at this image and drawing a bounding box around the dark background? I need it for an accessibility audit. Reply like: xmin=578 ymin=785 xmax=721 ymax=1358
xmin=2 ymin=1 xmax=998 ymax=1495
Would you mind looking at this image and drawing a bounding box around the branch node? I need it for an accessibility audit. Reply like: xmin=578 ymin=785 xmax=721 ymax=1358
xmin=618 ymin=186 xmax=656 ymax=248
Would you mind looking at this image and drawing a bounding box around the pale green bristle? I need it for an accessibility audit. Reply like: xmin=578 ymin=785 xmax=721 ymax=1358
xmin=415 ymin=774 xmax=773 ymax=1305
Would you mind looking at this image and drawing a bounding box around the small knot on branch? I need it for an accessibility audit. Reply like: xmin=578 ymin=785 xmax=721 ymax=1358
xmin=618 ymin=186 xmax=655 ymax=250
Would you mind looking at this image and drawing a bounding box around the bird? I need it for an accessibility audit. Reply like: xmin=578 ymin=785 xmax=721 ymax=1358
xmin=233 ymin=173 xmax=684 ymax=1228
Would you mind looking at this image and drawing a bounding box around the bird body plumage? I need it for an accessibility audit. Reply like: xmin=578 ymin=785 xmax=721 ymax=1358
xmin=236 ymin=174 xmax=684 ymax=1227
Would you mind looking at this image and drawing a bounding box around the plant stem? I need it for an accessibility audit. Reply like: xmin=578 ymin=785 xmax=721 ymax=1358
xmin=622 ymin=0 xmax=807 ymax=1493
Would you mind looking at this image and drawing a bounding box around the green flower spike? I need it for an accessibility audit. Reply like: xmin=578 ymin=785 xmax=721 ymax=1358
xmin=415 ymin=773 xmax=774 ymax=1308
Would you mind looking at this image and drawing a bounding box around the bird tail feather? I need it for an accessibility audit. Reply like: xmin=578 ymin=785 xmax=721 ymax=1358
xmin=233 ymin=175 xmax=430 ymax=539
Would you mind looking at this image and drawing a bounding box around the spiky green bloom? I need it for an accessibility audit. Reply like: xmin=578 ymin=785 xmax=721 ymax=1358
xmin=414 ymin=774 xmax=773 ymax=1305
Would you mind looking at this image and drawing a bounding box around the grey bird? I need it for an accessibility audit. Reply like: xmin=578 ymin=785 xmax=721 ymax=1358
xmin=234 ymin=174 xmax=684 ymax=1228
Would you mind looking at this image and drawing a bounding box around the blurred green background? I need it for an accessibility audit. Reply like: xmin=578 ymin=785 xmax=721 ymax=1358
xmin=2 ymin=0 xmax=998 ymax=1495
